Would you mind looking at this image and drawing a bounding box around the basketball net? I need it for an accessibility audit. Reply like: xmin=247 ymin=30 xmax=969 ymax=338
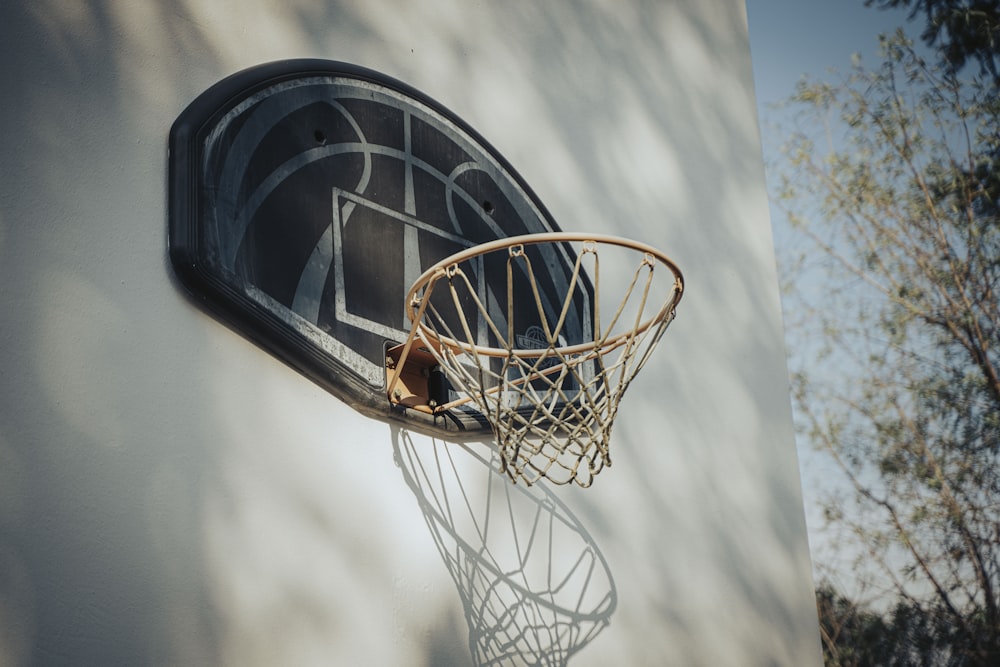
xmin=395 ymin=233 xmax=683 ymax=488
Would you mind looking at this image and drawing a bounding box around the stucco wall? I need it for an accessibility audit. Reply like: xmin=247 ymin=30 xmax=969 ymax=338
xmin=0 ymin=1 xmax=822 ymax=665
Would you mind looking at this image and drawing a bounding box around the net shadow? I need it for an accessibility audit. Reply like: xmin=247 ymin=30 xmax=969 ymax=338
xmin=391 ymin=430 xmax=617 ymax=666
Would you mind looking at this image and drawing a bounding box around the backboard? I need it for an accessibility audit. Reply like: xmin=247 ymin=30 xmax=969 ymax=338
xmin=169 ymin=60 xmax=592 ymax=434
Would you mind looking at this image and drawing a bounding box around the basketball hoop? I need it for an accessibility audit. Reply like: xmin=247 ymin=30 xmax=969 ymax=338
xmin=386 ymin=232 xmax=684 ymax=487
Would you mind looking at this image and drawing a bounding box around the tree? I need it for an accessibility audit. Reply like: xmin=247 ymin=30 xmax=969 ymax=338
xmin=774 ymin=30 xmax=1000 ymax=665
xmin=866 ymin=0 xmax=1000 ymax=80
xmin=867 ymin=0 xmax=1000 ymax=223
xmin=815 ymin=583 xmax=892 ymax=666
xmin=816 ymin=582 xmax=957 ymax=666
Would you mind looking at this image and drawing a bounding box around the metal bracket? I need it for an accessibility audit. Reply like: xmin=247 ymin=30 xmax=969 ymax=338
xmin=386 ymin=342 xmax=441 ymax=413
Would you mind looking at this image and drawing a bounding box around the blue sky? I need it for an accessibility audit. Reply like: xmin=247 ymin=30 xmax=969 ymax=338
xmin=745 ymin=0 xmax=921 ymax=574
xmin=747 ymin=0 xmax=916 ymax=109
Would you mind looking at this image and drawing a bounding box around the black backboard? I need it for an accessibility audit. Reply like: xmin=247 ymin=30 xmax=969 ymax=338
xmin=169 ymin=60 xmax=591 ymax=434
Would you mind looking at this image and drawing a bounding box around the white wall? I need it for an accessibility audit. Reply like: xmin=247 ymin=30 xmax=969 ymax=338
xmin=0 ymin=1 xmax=822 ymax=665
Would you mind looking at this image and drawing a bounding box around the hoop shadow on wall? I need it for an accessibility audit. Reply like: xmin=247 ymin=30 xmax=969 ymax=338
xmin=391 ymin=430 xmax=617 ymax=666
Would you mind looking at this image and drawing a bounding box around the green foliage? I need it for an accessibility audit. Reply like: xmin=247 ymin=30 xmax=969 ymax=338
xmin=866 ymin=0 xmax=1000 ymax=80
xmin=774 ymin=28 xmax=1000 ymax=667
xmin=816 ymin=581 xmax=972 ymax=666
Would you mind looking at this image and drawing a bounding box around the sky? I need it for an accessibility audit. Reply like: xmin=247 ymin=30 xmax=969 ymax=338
xmin=747 ymin=0 xmax=916 ymax=109
xmin=744 ymin=0 xmax=920 ymax=578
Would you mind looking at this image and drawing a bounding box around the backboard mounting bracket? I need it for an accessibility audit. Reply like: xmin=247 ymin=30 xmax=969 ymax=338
xmin=385 ymin=342 xmax=443 ymax=414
